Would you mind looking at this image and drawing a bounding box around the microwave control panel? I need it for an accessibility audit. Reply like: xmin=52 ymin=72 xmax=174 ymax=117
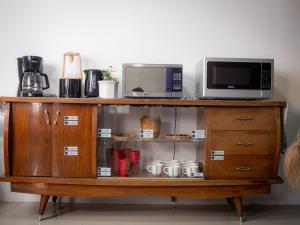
xmin=262 ymin=63 xmax=272 ymax=90
xmin=166 ymin=67 xmax=182 ymax=92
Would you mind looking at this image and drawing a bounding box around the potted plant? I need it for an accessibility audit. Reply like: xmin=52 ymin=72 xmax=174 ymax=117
xmin=98 ymin=66 xmax=119 ymax=98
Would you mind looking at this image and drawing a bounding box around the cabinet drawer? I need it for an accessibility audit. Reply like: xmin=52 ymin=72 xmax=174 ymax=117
xmin=211 ymin=131 xmax=275 ymax=155
xmin=208 ymin=156 xmax=274 ymax=179
xmin=207 ymin=107 xmax=275 ymax=130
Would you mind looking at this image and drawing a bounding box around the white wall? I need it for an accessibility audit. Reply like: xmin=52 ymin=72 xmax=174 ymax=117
xmin=0 ymin=0 xmax=300 ymax=204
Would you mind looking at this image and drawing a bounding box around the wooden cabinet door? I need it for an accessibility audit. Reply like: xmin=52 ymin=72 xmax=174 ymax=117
xmin=11 ymin=103 xmax=52 ymax=176
xmin=52 ymin=104 xmax=97 ymax=177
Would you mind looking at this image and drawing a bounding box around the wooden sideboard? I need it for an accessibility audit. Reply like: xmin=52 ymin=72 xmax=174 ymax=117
xmin=0 ymin=97 xmax=286 ymax=222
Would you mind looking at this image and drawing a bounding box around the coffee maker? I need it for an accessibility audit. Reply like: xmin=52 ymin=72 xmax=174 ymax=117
xmin=17 ymin=56 xmax=50 ymax=97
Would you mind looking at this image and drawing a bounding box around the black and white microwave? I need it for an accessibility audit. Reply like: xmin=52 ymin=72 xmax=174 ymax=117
xmin=196 ymin=57 xmax=274 ymax=99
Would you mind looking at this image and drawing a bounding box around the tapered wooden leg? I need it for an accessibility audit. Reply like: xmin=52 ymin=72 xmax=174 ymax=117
xmin=226 ymin=197 xmax=233 ymax=211
xmin=171 ymin=196 xmax=176 ymax=212
xmin=38 ymin=195 xmax=50 ymax=221
xmin=233 ymin=196 xmax=243 ymax=223
xmin=52 ymin=196 xmax=57 ymax=203
xmin=52 ymin=196 xmax=58 ymax=216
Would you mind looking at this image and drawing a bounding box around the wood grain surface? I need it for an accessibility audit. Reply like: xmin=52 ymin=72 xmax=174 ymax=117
xmin=11 ymin=182 xmax=271 ymax=198
xmin=3 ymin=103 xmax=11 ymax=176
xmin=52 ymin=104 xmax=96 ymax=178
xmin=208 ymin=156 xmax=275 ymax=179
xmin=207 ymin=107 xmax=276 ymax=130
xmin=11 ymin=103 xmax=52 ymax=176
xmin=211 ymin=130 xmax=275 ymax=155
xmin=0 ymin=97 xmax=287 ymax=107
xmin=0 ymin=176 xmax=283 ymax=186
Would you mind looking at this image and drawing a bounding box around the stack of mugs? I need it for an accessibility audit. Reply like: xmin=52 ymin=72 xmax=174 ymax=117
xmin=119 ymin=158 xmax=131 ymax=177
xmin=163 ymin=160 xmax=182 ymax=177
xmin=146 ymin=160 xmax=200 ymax=178
xmin=146 ymin=160 xmax=164 ymax=176
xmin=111 ymin=148 xmax=140 ymax=177
xmin=181 ymin=160 xmax=200 ymax=177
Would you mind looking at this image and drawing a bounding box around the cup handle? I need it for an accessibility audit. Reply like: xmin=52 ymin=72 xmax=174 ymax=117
xmin=146 ymin=165 xmax=152 ymax=173
xmin=163 ymin=167 xmax=169 ymax=174
xmin=182 ymin=167 xmax=187 ymax=175
xmin=41 ymin=73 xmax=50 ymax=90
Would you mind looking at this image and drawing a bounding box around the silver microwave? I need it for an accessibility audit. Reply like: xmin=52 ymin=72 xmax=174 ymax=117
xmin=196 ymin=57 xmax=274 ymax=99
xmin=122 ymin=63 xmax=183 ymax=98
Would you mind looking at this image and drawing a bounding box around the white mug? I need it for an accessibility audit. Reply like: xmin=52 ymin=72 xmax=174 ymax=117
xmin=166 ymin=160 xmax=180 ymax=164
xmin=164 ymin=160 xmax=182 ymax=167
xmin=182 ymin=162 xmax=198 ymax=167
xmin=151 ymin=160 xmax=162 ymax=165
xmin=182 ymin=166 xmax=199 ymax=177
xmin=164 ymin=162 xmax=181 ymax=167
xmin=147 ymin=163 xmax=163 ymax=176
xmin=163 ymin=166 xmax=181 ymax=177
xmin=183 ymin=160 xmax=196 ymax=164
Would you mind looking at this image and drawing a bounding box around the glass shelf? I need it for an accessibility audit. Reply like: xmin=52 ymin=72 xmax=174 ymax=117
xmin=98 ymin=137 xmax=203 ymax=144
xmin=97 ymin=169 xmax=204 ymax=179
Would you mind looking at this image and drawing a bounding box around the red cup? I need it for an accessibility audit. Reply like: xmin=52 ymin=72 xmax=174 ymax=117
xmin=129 ymin=150 xmax=140 ymax=161
xmin=112 ymin=149 xmax=122 ymax=158
xmin=119 ymin=158 xmax=131 ymax=177
xmin=119 ymin=173 xmax=129 ymax=177
xmin=121 ymin=148 xmax=130 ymax=158
xmin=119 ymin=158 xmax=130 ymax=170
xmin=128 ymin=150 xmax=140 ymax=176
xmin=131 ymin=163 xmax=139 ymax=176
xmin=112 ymin=149 xmax=122 ymax=175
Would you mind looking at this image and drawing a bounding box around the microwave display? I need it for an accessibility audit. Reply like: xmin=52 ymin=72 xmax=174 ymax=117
xmin=207 ymin=62 xmax=264 ymax=89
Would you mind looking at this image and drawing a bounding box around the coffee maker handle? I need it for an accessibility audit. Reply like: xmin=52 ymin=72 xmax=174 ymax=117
xmin=41 ymin=73 xmax=50 ymax=90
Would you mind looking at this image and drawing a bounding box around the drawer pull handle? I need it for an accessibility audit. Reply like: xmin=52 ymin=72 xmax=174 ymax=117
xmin=44 ymin=110 xmax=51 ymax=125
xmin=54 ymin=111 xmax=60 ymax=125
xmin=235 ymin=167 xmax=251 ymax=171
xmin=236 ymin=142 xmax=254 ymax=146
xmin=236 ymin=116 xmax=253 ymax=121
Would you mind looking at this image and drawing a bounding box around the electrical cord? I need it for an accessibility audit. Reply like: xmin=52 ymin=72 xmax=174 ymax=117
xmin=173 ymin=107 xmax=177 ymax=160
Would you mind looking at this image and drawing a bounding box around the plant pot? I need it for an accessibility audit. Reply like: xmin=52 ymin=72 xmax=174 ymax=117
xmin=140 ymin=116 xmax=161 ymax=139
xmin=98 ymin=80 xmax=119 ymax=98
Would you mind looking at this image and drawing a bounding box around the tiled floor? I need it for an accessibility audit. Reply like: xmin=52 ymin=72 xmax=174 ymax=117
xmin=0 ymin=202 xmax=300 ymax=225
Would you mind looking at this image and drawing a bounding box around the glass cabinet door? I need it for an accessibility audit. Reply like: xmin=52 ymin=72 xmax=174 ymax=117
xmin=97 ymin=105 xmax=205 ymax=178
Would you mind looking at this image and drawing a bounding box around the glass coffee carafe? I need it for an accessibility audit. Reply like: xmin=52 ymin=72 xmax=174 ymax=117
xmin=21 ymin=71 xmax=49 ymax=97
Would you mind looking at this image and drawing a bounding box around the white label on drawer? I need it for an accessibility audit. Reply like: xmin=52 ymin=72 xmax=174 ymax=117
xmin=64 ymin=121 xmax=78 ymax=126
xmin=211 ymin=150 xmax=224 ymax=155
xmin=211 ymin=155 xmax=224 ymax=160
xmin=140 ymin=129 xmax=153 ymax=138
xmin=64 ymin=146 xmax=78 ymax=156
xmin=192 ymin=130 xmax=205 ymax=139
xmin=97 ymin=167 xmax=111 ymax=172
xmin=97 ymin=171 xmax=111 ymax=176
xmin=64 ymin=116 xmax=78 ymax=121
xmin=192 ymin=172 xmax=204 ymax=177
xmin=99 ymin=129 xmax=111 ymax=138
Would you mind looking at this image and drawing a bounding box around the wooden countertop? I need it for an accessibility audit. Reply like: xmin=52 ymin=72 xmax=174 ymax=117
xmin=0 ymin=97 xmax=287 ymax=107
